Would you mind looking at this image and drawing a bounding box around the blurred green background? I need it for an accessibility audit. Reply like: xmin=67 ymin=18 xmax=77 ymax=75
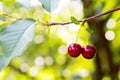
xmin=0 ymin=0 xmax=120 ymax=80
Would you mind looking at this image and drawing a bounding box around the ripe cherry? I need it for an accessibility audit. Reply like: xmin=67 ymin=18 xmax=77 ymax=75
xmin=82 ymin=45 xmax=96 ymax=59
xmin=68 ymin=43 xmax=82 ymax=58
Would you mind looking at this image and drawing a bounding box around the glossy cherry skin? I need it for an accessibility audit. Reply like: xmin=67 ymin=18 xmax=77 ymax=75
xmin=68 ymin=43 xmax=82 ymax=58
xmin=82 ymin=45 xmax=96 ymax=59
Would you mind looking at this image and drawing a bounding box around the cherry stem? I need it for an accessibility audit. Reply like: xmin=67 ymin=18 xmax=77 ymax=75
xmin=44 ymin=7 xmax=120 ymax=26
xmin=75 ymin=27 xmax=82 ymax=43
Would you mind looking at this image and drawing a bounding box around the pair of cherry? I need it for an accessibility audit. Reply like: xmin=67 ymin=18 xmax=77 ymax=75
xmin=68 ymin=43 xmax=96 ymax=59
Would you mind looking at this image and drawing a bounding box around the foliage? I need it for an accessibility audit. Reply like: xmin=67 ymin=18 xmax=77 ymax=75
xmin=70 ymin=16 xmax=79 ymax=25
xmin=0 ymin=18 xmax=36 ymax=71
xmin=39 ymin=0 xmax=60 ymax=12
xmin=0 ymin=0 xmax=120 ymax=80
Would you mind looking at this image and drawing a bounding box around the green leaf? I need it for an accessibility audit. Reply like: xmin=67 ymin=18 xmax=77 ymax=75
xmin=70 ymin=17 xmax=79 ymax=25
xmin=0 ymin=18 xmax=36 ymax=71
xmin=0 ymin=21 xmax=11 ymax=31
xmin=116 ymin=17 xmax=120 ymax=21
xmin=16 ymin=0 xmax=30 ymax=8
xmin=86 ymin=28 xmax=93 ymax=34
xmin=39 ymin=0 xmax=60 ymax=12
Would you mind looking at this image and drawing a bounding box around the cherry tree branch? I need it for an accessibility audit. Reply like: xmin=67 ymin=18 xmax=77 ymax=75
xmin=45 ymin=7 xmax=120 ymax=26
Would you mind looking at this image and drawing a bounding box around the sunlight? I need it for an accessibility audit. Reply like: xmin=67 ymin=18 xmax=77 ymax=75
xmin=16 ymin=0 xmax=30 ymax=7
xmin=106 ymin=19 xmax=116 ymax=29
xmin=20 ymin=63 xmax=29 ymax=72
xmin=62 ymin=69 xmax=71 ymax=77
xmin=68 ymin=23 xmax=80 ymax=32
xmin=34 ymin=56 xmax=44 ymax=66
xmin=30 ymin=0 xmax=41 ymax=7
xmin=6 ymin=74 xmax=16 ymax=80
xmin=44 ymin=56 xmax=54 ymax=66
xmin=105 ymin=31 xmax=115 ymax=41
xmin=79 ymin=69 xmax=89 ymax=77
xmin=52 ymin=0 xmax=83 ymax=17
xmin=58 ymin=45 xmax=67 ymax=55
xmin=39 ymin=72 xmax=54 ymax=80
xmin=0 ymin=2 xmax=3 ymax=10
xmin=34 ymin=35 xmax=44 ymax=44
xmin=29 ymin=66 xmax=39 ymax=77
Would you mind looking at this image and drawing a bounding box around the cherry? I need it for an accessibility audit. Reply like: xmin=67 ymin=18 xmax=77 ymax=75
xmin=82 ymin=45 xmax=96 ymax=59
xmin=68 ymin=43 xmax=82 ymax=58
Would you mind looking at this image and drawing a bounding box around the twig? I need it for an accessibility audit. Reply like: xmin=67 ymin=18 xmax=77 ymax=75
xmin=45 ymin=7 xmax=120 ymax=26
xmin=81 ymin=7 xmax=120 ymax=25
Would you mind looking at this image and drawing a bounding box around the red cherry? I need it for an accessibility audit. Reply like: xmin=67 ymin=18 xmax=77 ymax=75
xmin=82 ymin=45 xmax=96 ymax=59
xmin=68 ymin=43 xmax=82 ymax=58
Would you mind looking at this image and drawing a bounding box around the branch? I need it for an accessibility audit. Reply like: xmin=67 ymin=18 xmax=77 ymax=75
xmin=45 ymin=7 xmax=120 ymax=26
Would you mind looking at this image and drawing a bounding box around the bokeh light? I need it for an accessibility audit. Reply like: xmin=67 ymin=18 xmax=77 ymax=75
xmin=29 ymin=66 xmax=39 ymax=77
xmin=58 ymin=45 xmax=67 ymax=55
xmin=5 ymin=74 xmax=16 ymax=80
xmin=68 ymin=23 xmax=80 ymax=32
xmin=44 ymin=56 xmax=54 ymax=66
xmin=20 ymin=63 xmax=29 ymax=72
xmin=62 ymin=69 xmax=71 ymax=77
xmin=34 ymin=56 xmax=44 ymax=66
xmin=105 ymin=31 xmax=115 ymax=41
xmin=0 ymin=0 xmax=120 ymax=80
xmin=106 ymin=19 xmax=116 ymax=29
xmin=30 ymin=0 xmax=40 ymax=7
xmin=0 ymin=2 xmax=3 ymax=10
xmin=79 ymin=69 xmax=89 ymax=77
xmin=34 ymin=35 xmax=44 ymax=44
